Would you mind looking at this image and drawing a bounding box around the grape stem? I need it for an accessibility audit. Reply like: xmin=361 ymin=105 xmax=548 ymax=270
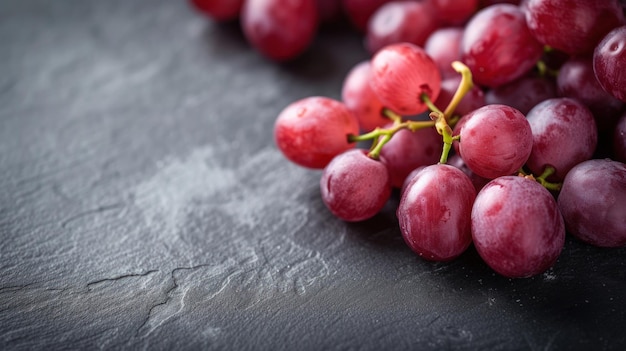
xmin=347 ymin=108 xmax=435 ymax=159
xmin=420 ymin=61 xmax=472 ymax=164
xmin=518 ymin=166 xmax=562 ymax=191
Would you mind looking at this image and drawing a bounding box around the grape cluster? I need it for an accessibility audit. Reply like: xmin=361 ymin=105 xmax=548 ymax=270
xmin=192 ymin=0 xmax=626 ymax=278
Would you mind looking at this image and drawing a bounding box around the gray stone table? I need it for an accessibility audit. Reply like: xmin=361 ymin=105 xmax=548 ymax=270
xmin=1 ymin=0 xmax=624 ymax=350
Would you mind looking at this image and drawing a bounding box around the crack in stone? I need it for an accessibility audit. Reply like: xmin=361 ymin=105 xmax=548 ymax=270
xmin=85 ymin=270 xmax=159 ymax=291
xmin=134 ymin=264 xmax=213 ymax=338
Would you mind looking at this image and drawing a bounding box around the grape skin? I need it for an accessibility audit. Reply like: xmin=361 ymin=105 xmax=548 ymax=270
xmin=320 ymin=149 xmax=392 ymax=222
xmin=397 ymin=164 xmax=476 ymax=261
xmin=241 ymin=0 xmax=318 ymax=61
xmin=379 ymin=126 xmax=442 ymax=189
xmin=525 ymin=98 xmax=598 ymax=181
xmin=341 ymin=61 xmax=388 ymax=132
xmin=593 ymin=25 xmax=626 ymax=103
xmin=424 ymin=27 xmax=464 ymax=79
xmin=615 ymin=112 xmax=626 ymax=163
xmin=461 ymin=4 xmax=543 ymax=88
xmin=471 ymin=176 xmax=566 ymax=278
xmin=557 ymin=159 xmax=626 ymax=247
xmin=370 ymin=43 xmax=441 ymax=115
xmin=525 ymin=0 xmax=625 ymax=55
xmin=365 ymin=1 xmax=439 ymax=54
xmin=485 ymin=75 xmax=556 ymax=115
xmin=458 ymin=104 xmax=533 ymax=179
xmin=274 ymin=97 xmax=359 ymax=169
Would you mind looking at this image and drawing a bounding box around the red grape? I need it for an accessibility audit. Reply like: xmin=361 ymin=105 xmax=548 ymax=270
xmin=557 ymin=159 xmax=626 ymax=247
xmin=370 ymin=43 xmax=442 ymax=115
xmin=472 ymin=176 xmax=566 ymax=278
xmin=424 ymin=27 xmax=464 ymax=79
xmin=458 ymin=104 xmax=533 ymax=179
xmin=341 ymin=61 xmax=388 ymax=132
xmin=365 ymin=1 xmax=439 ymax=55
xmin=379 ymin=125 xmax=443 ymax=188
xmin=557 ymin=56 xmax=625 ymax=131
xmin=593 ymin=25 xmax=626 ymax=102
xmin=241 ymin=0 xmax=318 ymax=61
xmin=484 ymin=75 xmax=556 ymax=115
xmin=397 ymin=164 xmax=476 ymax=261
xmin=320 ymin=149 xmax=392 ymax=222
xmin=274 ymin=97 xmax=359 ymax=169
xmin=525 ymin=0 xmax=625 ymax=55
xmin=525 ymin=98 xmax=598 ymax=181
xmin=448 ymin=153 xmax=491 ymax=192
xmin=461 ymin=4 xmax=543 ymax=88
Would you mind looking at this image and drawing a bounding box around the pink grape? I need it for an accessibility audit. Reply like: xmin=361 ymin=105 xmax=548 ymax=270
xmin=274 ymin=97 xmax=359 ymax=169
xmin=525 ymin=0 xmax=625 ymax=55
xmin=525 ymin=98 xmax=598 ymax=181
xmin=424 ymin=27 xmax=464 ymax=79
xmin=241 ymin=0 xmax=318 ymax=61
xmin=379 ymin=125 xmax=443 ymax=188
xmin=341 ymin=61 xmax=388 ymax=132
xmin=472 ymin=176 xmax=566 ymax=278
xmin=593 ymin=25 xmax=626 ymax=102
xmin=558 ymin=159 xmax=626 ymax=247
xmin=461 ymin=4 xmax=543 ymax=88
xmin=320 ymin=149 xmax=392 ymax=222
xmin=370 ymin=43 xmax=442 ymax=115
xmin=458 ymin=104 xmax=533 ymax=179
xmin=557 ymin=56 xmax=625 ymax=131
xmin=365 ymin=1 xmax=439 ymax=55
xmin=484 ymin=75 xmax=556 ymax=115
xmin=397 ymin=164 xmax=476 ymax=261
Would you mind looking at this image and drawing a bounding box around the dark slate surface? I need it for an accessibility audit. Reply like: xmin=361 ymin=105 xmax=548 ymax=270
xmin=1 ymin=0 xmax=624 ymax=350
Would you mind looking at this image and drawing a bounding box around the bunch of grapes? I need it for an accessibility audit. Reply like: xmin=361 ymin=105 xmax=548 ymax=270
xmin=192 ymin=0 xmax=626 ymax=278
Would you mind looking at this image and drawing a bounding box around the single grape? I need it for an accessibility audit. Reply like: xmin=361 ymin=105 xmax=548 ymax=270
xmin=461 ymin=4 xmax=543 ymax=88
xmin=320 ymin=149 xmax=392 ymax=222
xmin=525 ymin=98 xmax=598 ymax=181
xmin=434 ymin=75 xmax=486 ymax=118
xmin=431 ymin=0 xmax=479 ymax=25
xmin=484 ymin=75 xmax=556 ymax=115
xmin=341 ymin=61 xmax=388 ymax=132
xmin=594 ymin=26 xmax=626 ymax=102
xmin=557 ymin=159 xmax=626 ymax=247
xmin=241 ymin=0 xmax=318 ymax=61
xmin=525 ymin=0 xmax=625 ymax=55
xmin=379 ymin=125 xmax=442 ymax=188
xmin=557 ymin=56 xmax=625 ymax=131
xmin=424 ymin=27 xmax=464 ymax=79
xmin=397 ymin=164 xmax=476 ymax=261
xmin=189 ymin=0 xmax=244 ymax=21
xmin=458 ymin=104 xmax=533 ymax=179
xmin=615 ymin=112 xmax=626 ymax=162
xmin=472 ymin=176 xmax=566 ymax=278
xmin=274 ymin=97 xmax=359 ymax=169
xmin=365 ymin=1 xmax=439 ymax=55
xmin=370 ymin=43 xmax=441 ymax=115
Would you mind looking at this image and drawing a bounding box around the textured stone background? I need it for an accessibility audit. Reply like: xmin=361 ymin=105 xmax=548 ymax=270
xmin=1 ymin=0 xmax=624 ymax=350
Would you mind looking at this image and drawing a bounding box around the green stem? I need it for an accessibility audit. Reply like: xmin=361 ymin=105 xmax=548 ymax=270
xmin=535 ymin=166 xmax=562 ymax=191
xmin=442 ymin=61 xmax=474 ymax=120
